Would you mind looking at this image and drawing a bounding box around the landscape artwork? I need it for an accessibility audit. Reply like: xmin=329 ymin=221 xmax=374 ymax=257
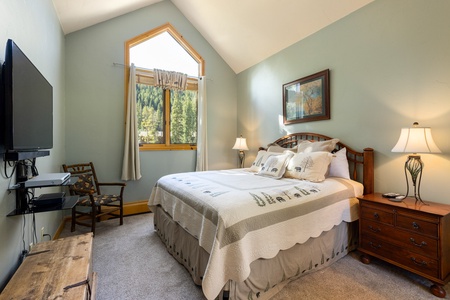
xmin=283 ymin=69 xmax=330 ymax=125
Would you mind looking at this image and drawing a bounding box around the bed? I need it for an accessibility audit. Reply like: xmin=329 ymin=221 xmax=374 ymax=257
xmin=148 ymin=132 xmax=374 ymax=300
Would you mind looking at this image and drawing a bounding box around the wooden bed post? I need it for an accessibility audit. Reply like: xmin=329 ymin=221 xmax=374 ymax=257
xmin=363 ymin=148 xmax=374 ymax=195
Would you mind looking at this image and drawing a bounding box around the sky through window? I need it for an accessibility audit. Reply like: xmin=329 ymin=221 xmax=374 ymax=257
xmin=129 ymin=32 xmax=198 ymax=77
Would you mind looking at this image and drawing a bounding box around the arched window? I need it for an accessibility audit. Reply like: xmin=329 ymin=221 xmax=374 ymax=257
xmin=125 ymin=23 xmax=204 ymax=150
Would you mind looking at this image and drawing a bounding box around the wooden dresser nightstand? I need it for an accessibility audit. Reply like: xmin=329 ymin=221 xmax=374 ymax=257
xmin=358 ymin=193 xmax=450 ymax=298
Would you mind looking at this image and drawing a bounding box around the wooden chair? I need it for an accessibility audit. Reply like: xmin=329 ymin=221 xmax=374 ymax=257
xmin=62 ymin=162 xmax=126 ymax=235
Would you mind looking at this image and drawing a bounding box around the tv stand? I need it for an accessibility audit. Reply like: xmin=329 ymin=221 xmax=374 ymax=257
xmin=7 ymin=159 xmax=78 ymax=216
xmin=4 ymin=150 xmax=50 ymax=161
xmin=7 ymin=195 xmax=78 ymax=216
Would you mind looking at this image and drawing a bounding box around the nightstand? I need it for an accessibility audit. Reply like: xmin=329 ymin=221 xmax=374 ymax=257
xmin=358 ymin=193 xmax=450 ymax=298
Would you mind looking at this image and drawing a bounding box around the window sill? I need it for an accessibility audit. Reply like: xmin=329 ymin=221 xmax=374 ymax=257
xmin=139 ymin=145 xmax=197 ymax=151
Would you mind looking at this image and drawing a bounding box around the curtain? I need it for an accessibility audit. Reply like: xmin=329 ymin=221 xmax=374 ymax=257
xmin=154 ymin=69 xmax=188 ymax=91
xmin=196 ymin=76 xmax=208 ymax=171
xmin=121 ymin=64 xmax=142 ymax=180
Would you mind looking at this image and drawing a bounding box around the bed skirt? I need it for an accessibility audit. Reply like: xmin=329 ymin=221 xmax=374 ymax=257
xmin=154 ymin=206 xmax=359 ymax=300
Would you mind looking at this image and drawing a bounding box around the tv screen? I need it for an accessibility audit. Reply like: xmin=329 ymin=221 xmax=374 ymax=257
xmin=1 ymin=39 xmax=53 ymax=152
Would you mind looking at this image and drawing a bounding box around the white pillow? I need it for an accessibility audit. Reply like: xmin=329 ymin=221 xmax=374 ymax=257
xmin=257 ymin=151 xmax=293 ymax=179
xmin=328 ymin=148 xmax=350 ymax=179
xmin=267 ymin=144 xmax=298 ymax=153
xmin=297 ymin=139 xmax=339 ymax=153
xmin=285 ymin=151 xmax=333 ymax=182
xmin=250 ymin=151 xmax=281 ymax=172
xmin=250 ymin=150 xmax=267 ymax=172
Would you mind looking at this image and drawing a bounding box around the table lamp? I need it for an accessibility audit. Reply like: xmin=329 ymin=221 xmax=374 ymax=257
xmin=232 ymin=135 xmax=249 ymax=168
xmin=391 ymin=122 xmax=441 ymax=204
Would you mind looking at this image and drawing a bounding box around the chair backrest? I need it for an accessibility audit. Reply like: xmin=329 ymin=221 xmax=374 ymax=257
xmin=62 ymin=162 xmax=100 ymax=195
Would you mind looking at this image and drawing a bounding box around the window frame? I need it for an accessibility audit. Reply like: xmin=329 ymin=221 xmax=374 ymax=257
xmin=124 ymin=23 xmax=204 ymax=151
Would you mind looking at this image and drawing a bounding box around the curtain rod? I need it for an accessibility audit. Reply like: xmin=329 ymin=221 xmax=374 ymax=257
xmin=112 ymin=62 xmax=207 ymax=80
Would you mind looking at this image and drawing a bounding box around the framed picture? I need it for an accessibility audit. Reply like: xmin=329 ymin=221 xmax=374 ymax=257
xmin=283 ymin=69 xmax=330 ymax=125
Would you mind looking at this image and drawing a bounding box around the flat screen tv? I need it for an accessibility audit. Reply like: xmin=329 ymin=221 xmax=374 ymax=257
xmin=1 ymin=39 xmax=53 ymax=155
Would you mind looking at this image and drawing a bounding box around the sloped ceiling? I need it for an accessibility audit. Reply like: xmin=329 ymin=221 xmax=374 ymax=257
xmin=52 ymin=0 xmax=374 ymax=73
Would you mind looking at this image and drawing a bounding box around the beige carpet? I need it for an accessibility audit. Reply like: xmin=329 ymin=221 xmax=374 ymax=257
xmin=60 ymin=213 xmax=449 ymax=300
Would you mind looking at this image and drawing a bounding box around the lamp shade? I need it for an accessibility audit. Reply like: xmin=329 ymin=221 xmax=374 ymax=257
xmin=392 ymin=123 xmax=441 ymax=153
xmin=232 ymin=136 xmax=249 ymax=151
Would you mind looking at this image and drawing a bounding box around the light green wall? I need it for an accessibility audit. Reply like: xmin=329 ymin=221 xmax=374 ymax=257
xmin=237 ymin=0 xmax=450 ymax=203
xmin=2 ymin=0 xmax=448 ymax=292
xmin=0 ymin=0 xmax=66 ymax=289
xmin=64 ymin=0 xmax=237 ymax=202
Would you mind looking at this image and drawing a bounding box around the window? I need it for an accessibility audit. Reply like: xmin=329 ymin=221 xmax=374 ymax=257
xmin=125 ymin=23 xmax=204 ymax=150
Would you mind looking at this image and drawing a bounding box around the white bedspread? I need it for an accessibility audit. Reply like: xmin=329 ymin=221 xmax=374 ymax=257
xmin=148 ymin=169 xmax=363 ymax=300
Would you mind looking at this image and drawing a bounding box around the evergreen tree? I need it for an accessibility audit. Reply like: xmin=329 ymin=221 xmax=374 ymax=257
xmin=135 ymin=82 xmax=197 ymax=145
xmin=171 ymin=91 xmax=185 ymax=143
xmin=184 ymin=91 xmax=197 ymax=143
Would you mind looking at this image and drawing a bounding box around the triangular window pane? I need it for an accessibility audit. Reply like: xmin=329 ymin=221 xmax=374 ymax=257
xmin=130 ymin=32 xmax=198 ymax=77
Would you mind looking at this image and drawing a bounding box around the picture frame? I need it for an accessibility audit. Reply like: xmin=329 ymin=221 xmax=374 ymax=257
xmin=283 ymin=69 xmax=330 ymax=125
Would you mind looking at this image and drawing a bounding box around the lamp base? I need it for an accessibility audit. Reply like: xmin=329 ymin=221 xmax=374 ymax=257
xmin=402 ymin=154 xmax=428 ymax=205
xmin=238 ymin=150 xmax=245 ymax=168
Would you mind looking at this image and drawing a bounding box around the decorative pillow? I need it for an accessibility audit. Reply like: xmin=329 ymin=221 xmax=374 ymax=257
xmin=267 ymin=144 xmax=298 ymax=153
xmin=284 ymin=151 xmax=333 ymax=182
xmin=297 ymin=139 xmax=339 ymax=153
xmin=267 ymin=144 xmax=286 ymax=153
xmin=327 ymin=147 xmax=350 ymax=179
xmin=250 ymin=151 xmax=282 ymax=172
xmin=257 ymin=151 xmax=294 ymax=179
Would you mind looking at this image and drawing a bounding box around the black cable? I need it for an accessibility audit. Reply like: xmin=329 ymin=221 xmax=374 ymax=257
xmin=19 ymin=214 xmax=28 ymax=263
xmin=31 ymin=158 xmax=38 ymax=177
xmin=6 ymin=164 xmax=18 ymax=191
xmin=3 ymin=159 xmax=17 ymax=179
xmin=32 ymin=213 xmax=37 ymax=244
xmin=3 ymin=160 xmax=6 ymax=178
xmin=26 ymin=188 xmax=35 ymax=202
xmin=25 ymin=189 xmax=38 ymax=244
xmin=22 ymin=214 xmax=26 ymax=252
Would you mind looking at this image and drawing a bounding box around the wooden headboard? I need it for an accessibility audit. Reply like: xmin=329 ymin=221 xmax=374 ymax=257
xmin=267 ymin=132 xmax=374 ymax=195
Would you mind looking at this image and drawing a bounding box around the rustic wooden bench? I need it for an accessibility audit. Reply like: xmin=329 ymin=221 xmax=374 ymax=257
xmin=1 ymin=233 xmax=96 ymax=299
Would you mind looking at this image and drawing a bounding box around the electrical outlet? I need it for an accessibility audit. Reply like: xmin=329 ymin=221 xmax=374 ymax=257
xmin=41 ymin=227 xmax=45 ymax=242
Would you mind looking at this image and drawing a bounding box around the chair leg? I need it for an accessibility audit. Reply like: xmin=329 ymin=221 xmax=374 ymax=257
xmin=97 ymin=206 xmax=102 ymax=223
xmin=71 ymin=207 xmax=76 ymax=232
xmin=91 ymin=220 xmax=96 ymax=236
xmin=91 ymin=206 xmax=96 ymax=236
xmin=120 ymin=199 xmax=123 ymax=226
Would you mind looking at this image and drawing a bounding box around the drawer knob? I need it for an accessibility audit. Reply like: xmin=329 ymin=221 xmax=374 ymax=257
xmin=368 ymin=225 xmax=381 ymax=233
xmin=373 ymin=212 xmax=379 ymax=219
xmin=410 ymin=238 xmax=427 ymax=248
xmin=411 ymin=257 xmax=428 ymax=267
xmin=369 ymin=242 xmax=381 ymax=249
xmin=412 ymin=222 xmax=420 ymax=230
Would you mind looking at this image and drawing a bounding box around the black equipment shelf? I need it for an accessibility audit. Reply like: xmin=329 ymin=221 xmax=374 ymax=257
xmin=7 ymin=196 xmax=79 ymax=216
xmin=7 ymin=177 xmax=79 ymax=216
